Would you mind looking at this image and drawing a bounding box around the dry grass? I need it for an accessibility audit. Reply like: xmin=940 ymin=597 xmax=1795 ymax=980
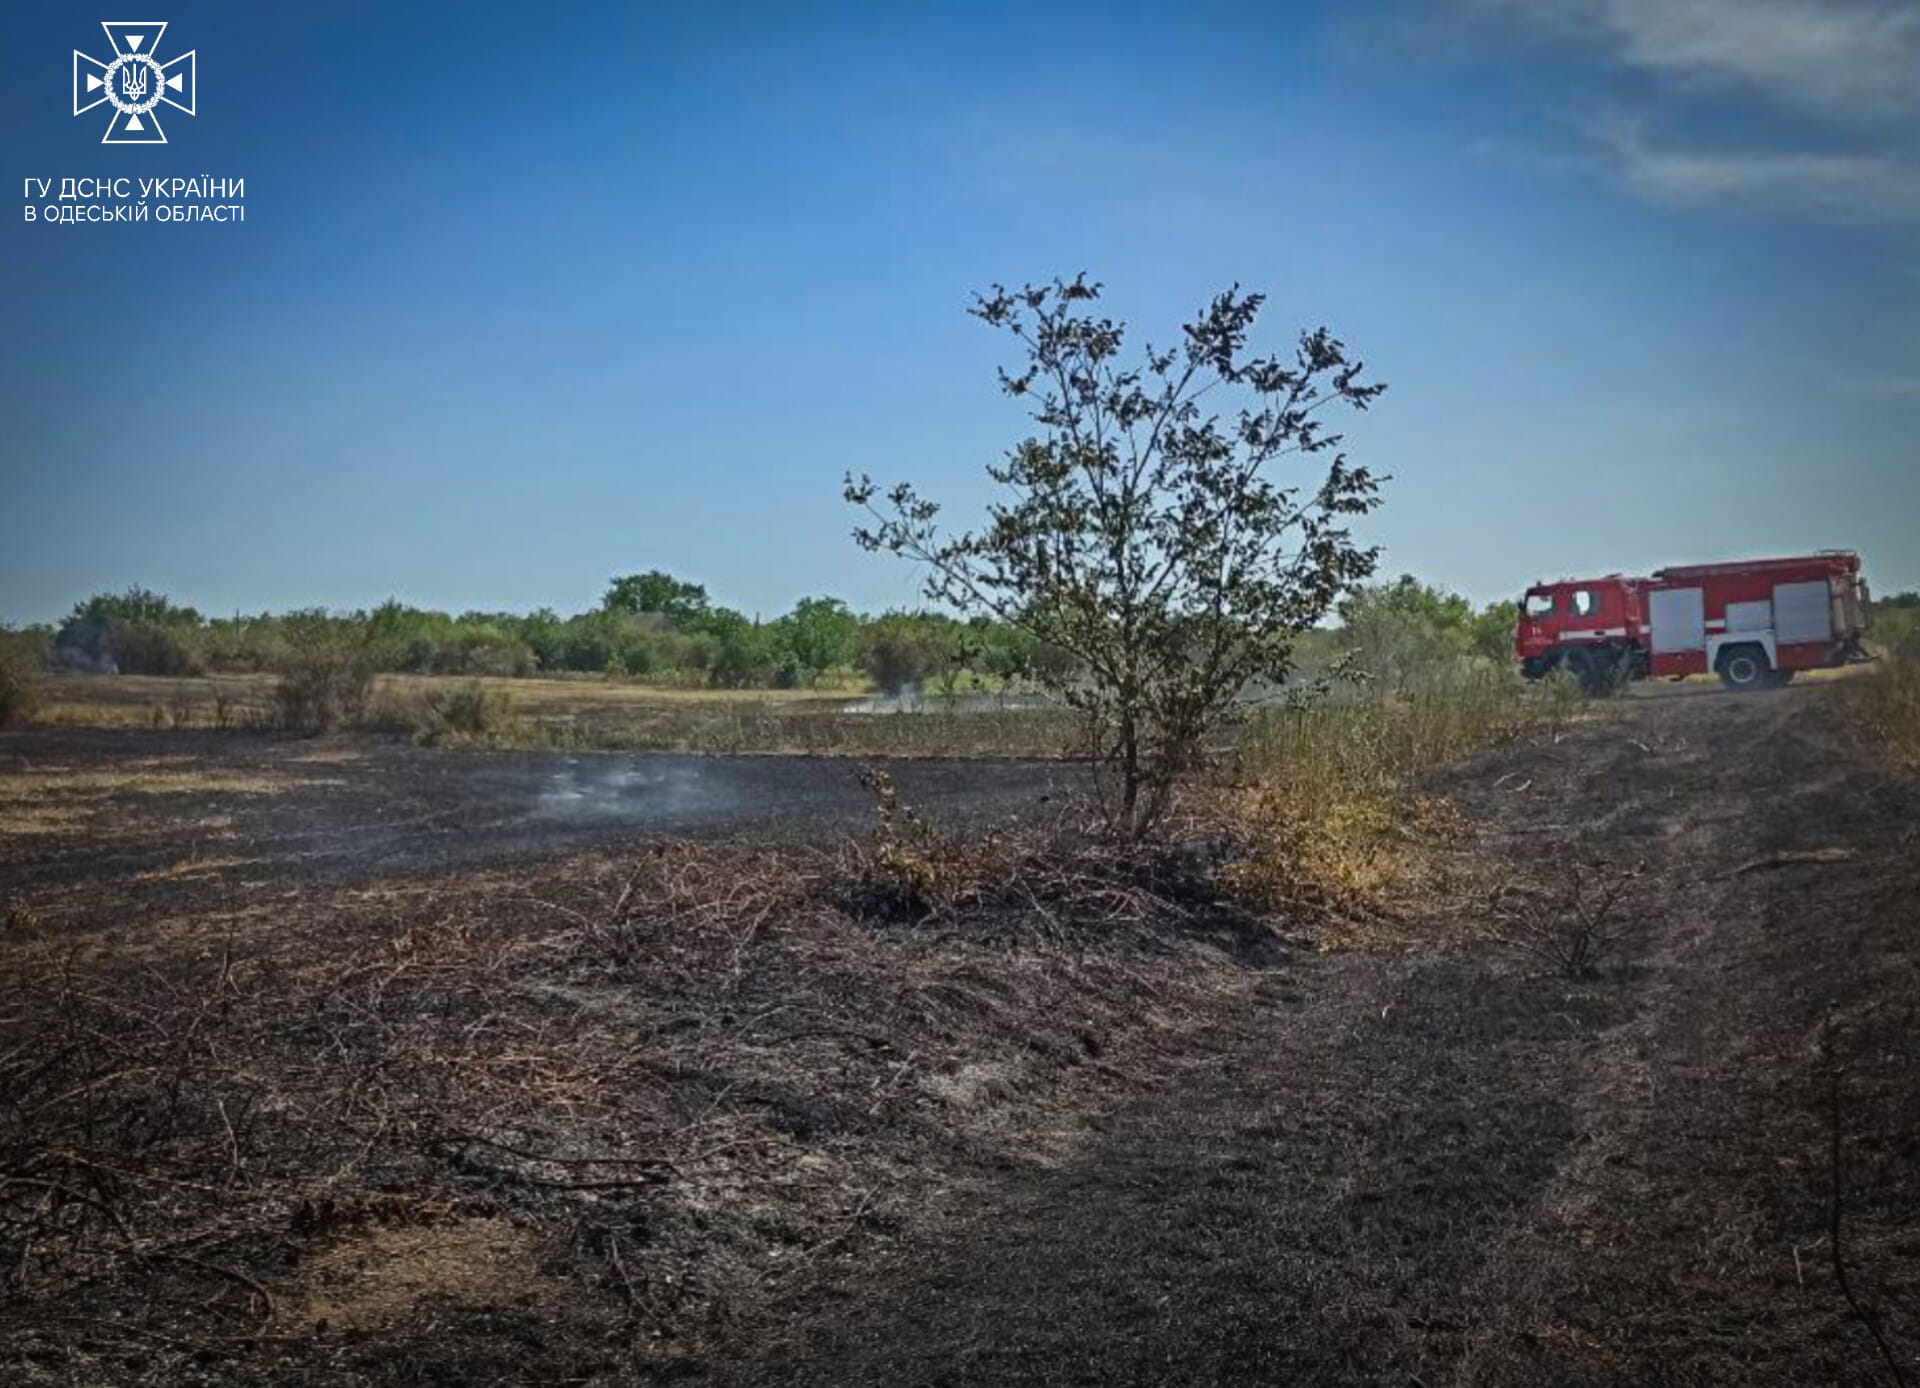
xmin=133 ymin=856 xmax=262 ymax=883
xmin=286 ymin=1218 xmax=553 ymax=1334
xmin=0 ymin=804 xmax=89 ymax=836
xmin=1222 ymin=672 xmax=1562 ymax=935
xmin=1852 ymin=656 xmax=1920 ymax=767
xmin=0 ymin=763 xmax=329 ymax=843
xmin=0 ymin=764 xmax=320 ymax=803
xmin=23 ymin=671 xmax=1078 ymax=757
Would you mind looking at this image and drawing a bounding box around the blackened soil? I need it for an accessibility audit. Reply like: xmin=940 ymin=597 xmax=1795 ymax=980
xmin=0 ymin=728 xmax=1071 ymax=893
xmin=722 ymin=682 xmax=1920 ymax=1386
xmin=4 ymin=684 xmax=1917 ymax=1387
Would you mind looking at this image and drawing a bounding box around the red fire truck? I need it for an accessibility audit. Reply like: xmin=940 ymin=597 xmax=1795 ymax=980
xmin=1516 ymin=552 xmax=1871 ymax=692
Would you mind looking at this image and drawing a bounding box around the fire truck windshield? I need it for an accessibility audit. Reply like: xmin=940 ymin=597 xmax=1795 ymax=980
xmin=1524 ymin=592 xmax=1556 ymax=618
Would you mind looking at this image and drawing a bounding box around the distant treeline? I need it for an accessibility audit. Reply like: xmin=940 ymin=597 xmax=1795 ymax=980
xmin=9 ymin=572 xmax=1061 ymax=693
xmin=7 ymin=571 xmax=1915 ymax=695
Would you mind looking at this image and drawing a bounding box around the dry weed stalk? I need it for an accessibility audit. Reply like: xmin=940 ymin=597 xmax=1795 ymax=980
xmin=1488 ymin=860 xmax=1641 ymax=976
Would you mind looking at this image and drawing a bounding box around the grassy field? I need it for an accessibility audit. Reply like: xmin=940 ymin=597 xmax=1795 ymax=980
xmin=25 ymin=670 xmax=1084 ymax=758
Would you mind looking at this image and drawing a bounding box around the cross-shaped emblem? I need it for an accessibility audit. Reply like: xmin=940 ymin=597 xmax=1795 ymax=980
xmin=74 ymin=21 xmax=196 ymax=145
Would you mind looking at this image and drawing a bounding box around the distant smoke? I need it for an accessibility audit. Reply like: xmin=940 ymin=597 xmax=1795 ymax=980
xmin=54 ymin=642 xmax=118 ymax=675
xmin=534 ymin=760 xmax=733 ymax=822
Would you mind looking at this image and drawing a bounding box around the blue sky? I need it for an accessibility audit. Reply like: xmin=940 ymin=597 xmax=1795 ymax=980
xmin=3 ymin=0 xmax=1915 ymax=624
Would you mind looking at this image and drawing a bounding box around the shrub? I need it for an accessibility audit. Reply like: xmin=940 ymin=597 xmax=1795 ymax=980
xmin=0 ymin=631 xmax=45 ymax=727
xmin=108 ymin=622 xmax=206 ymax=676
xmin=709 ymin=626 xmax=777 ymax=688
xmin=272 ymin=615 xmax=375 ymax=732
xmin=861 ymin=615 xmax=943 ymax=695
xmin=1869 ymin=601 xmax=1920 ymax=660
xmin=418 ymin=681 xmax=516 ymax=741
xmin=55 ymin=587 xmax=205 ymax=676
xmin=197 ymin=619 xmax=288 ymax=672
xmin=434 ymin=632 xmax=535 ymax=678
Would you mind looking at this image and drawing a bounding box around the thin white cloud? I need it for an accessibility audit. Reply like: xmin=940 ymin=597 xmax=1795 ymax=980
xmin=1600 ymin=125 xmax=1920 ymax=221
xmin=1474 ymin=0 xmax=1920 ymax=122
xmin=1446 ymin=0 xmax=1920 ymax=219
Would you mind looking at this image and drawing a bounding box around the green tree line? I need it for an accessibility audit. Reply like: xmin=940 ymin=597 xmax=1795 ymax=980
xmin=12 ymin=572 xmax=1905 ymax=699
xmin=13 ymin=573 xmax=1049 ymax=692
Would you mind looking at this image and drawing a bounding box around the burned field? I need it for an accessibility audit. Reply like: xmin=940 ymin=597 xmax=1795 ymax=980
xmin=0 ymin=729 xmax=1071 ymax=892
xmin=2 ymin=686 xmax=1917 ymax=1385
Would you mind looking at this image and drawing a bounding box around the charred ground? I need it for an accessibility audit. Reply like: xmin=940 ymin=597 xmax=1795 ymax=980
xmin=1 ymin=684 xmax=1915 ymax=1385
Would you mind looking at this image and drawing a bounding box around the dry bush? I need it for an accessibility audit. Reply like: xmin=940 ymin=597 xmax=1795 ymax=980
xmin=1488 ymin=860 xmax=1641 ymax=976
xmin=424 ymin=681 xmax=513 ymax=736
xmin=0 ymin=648 xmax=39 ymax=729
xmin=825 ymin=770 xmax=1272 ymax=949
xmin=273 ymin=627 xmax=376 ymax=732
xmin=359 ymin=681 xmax=521 ymax=744
xmin=842 ymin=766 xmax=970 ymax=918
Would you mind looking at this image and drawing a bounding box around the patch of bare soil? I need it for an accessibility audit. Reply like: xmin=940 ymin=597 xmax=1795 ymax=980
xmin=286 ymin=1217 xmax=553 ymax=1334
xmin=1 ymin=685 xmax=1914 ymax=1385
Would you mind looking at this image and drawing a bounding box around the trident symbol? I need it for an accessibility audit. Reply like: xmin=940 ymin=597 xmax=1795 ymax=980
xmin=75 ymin=22 xmax=198 ymax=144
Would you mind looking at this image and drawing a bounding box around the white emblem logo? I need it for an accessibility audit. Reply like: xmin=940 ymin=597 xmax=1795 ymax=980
xmin=74 ymin=21 xmax=196 ymax=144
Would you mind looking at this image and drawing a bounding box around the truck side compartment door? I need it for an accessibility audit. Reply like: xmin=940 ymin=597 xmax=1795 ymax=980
xmin=1649 ymin=587 xmax=1706 ymax=653
xmin=1773 ymin=581 xmax=1831 ymax=644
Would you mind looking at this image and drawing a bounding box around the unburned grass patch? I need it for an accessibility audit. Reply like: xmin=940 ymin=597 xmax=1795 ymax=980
xmin=1851 ymin=656 xmax=1920 ymax=767
xmin=0 ymin=646 xmax=40 ymax=729
xmin=0 ymin=763 xmax=321 ymax=804
xmin=285 ymin=1217 xmax=553 ymax=1335
xmin=358 ymin=680 xmax=526 ymax=745
xmin=1221 ymin=674 xmax=1553 ymax=935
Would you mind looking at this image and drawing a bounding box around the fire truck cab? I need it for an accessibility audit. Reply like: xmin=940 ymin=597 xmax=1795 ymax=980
xmin=1514 ymin=574 xmax=1647 ymax=689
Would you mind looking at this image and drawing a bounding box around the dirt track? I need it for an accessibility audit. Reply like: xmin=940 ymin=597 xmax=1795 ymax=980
xmin=2 ymin=685 xmax=1916 ymax=1385
xmin=724 ymin=682 xmax=1920 ymax=1386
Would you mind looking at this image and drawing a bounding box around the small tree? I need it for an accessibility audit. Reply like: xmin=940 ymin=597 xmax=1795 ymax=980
xmin=776 ymin=596 xmax=859 ymax=683
xmin=1472 ymin=599 xmax=1521 ymax=664
xmin=848 ymin=275 xmax=1386 ymax=837
xmin=272 ymin=611 xmax=376 ymax=733
xmin=1338 ymin=575 xmax=1478 ymax=696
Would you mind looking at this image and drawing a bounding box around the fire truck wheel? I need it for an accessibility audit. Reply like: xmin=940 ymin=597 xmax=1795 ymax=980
xmin=1716 ymin=645 xmax=1770 ymax=692
xmin=1563 ymin=649 xmax=1619 ymax=697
